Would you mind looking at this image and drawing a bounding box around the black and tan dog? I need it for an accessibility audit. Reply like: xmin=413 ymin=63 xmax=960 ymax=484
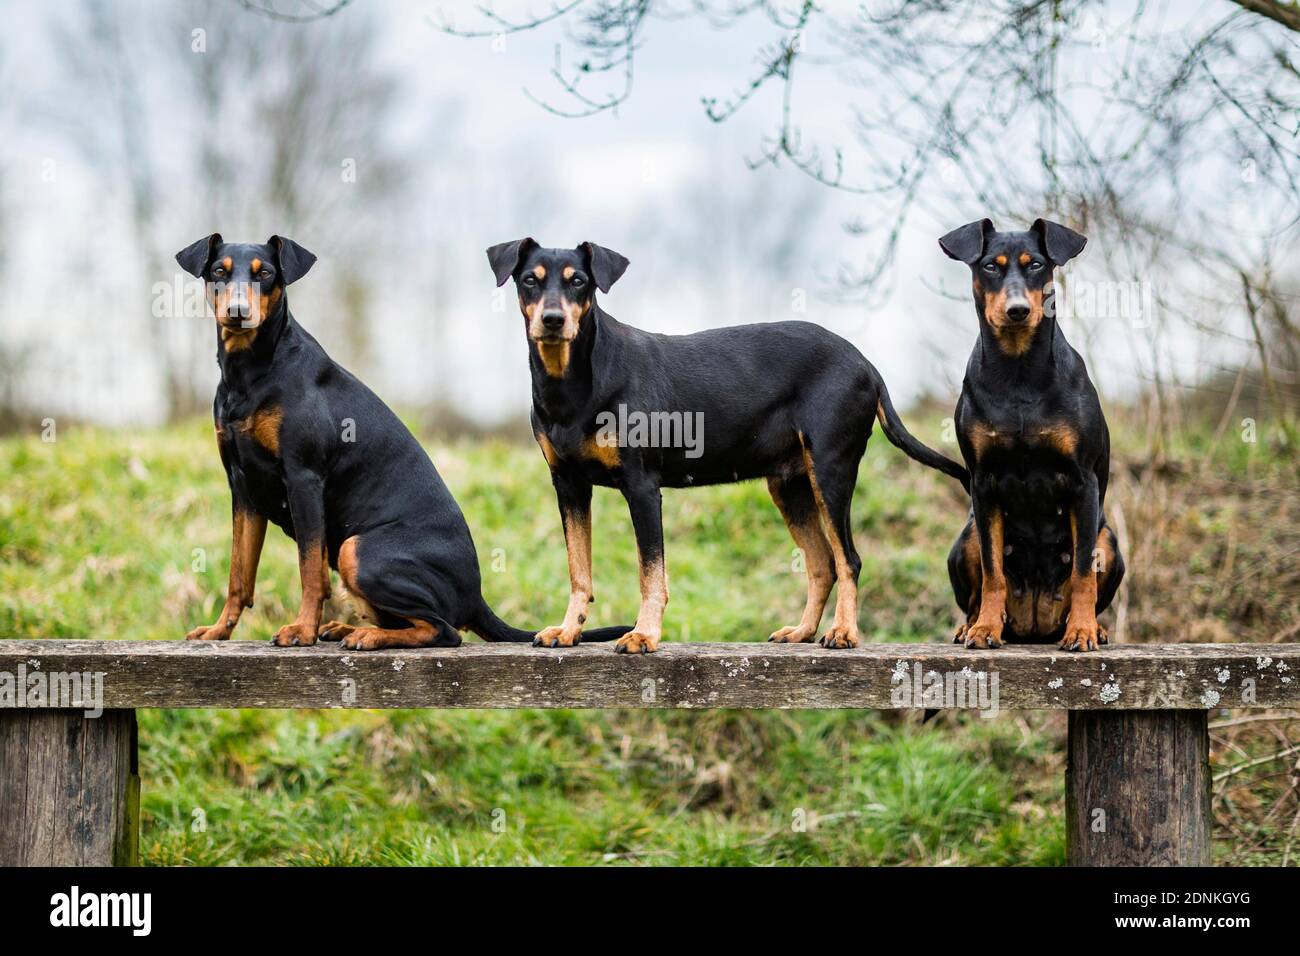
xmin=486 ymin=238 xmax=969 ymax=653
xmin=939 ymin=218 xmax=1124 ymax=652
xmin=176 ymin=233 xmax=631 ymax=650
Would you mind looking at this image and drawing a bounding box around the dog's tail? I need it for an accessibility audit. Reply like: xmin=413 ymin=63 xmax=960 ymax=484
xmin=874 ymin=383 xmax=970 ymax=493
xmin=469 ymin=600 xmax=633 ymax=644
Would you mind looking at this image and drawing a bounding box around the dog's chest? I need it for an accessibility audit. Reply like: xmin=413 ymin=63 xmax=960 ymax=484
xmin=964 ymin=407 xmax=1083 ymax=506
xmin=966 ymin=417 xmax=1078 ymax=461
xmin=535 ymin=423 xmax=621 ymax=479
xmin=216 ymin=400 xmax=291 ymax=524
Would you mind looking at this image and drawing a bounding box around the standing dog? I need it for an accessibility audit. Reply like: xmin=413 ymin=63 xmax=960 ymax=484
xmin=939 ymin=218 xmax=1124 ymax=652
xmin=176 ymin=233 xmax=630 ymax=649
xmin=486 ymin=238 xmax=969 ymax=653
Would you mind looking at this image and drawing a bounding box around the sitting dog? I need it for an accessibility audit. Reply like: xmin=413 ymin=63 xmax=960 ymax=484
xmin=176 ymin=233 xmax=631 ymax=649
xmin=939 ymin=218 xmax=1124 ymax=652
xmin=486 ymin=238 xmax=969 ymax=653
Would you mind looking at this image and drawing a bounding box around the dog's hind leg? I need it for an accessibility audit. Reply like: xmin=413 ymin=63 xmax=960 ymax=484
xmin=331 ymin=535 xmax=462 ymax=651
xmin=338 ymin=617 xmax=455 ymax=650
xmin=799 ymin=437 xmax=865 ymax=649
xmin=947 ymin=517 xmax=982 ymax=643
xmin=1091 ymin=522 xmax=1125 ymax=645
xmin=767 ymin=474 xmax=834 ymax=643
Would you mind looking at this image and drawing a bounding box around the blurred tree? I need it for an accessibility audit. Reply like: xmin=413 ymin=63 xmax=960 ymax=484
xmin=48 ymin=0 xmax=407 ymax=419
xmin=436 ymin=0 xmax=1300 ymax=445
xmin=52 ymin=0 xmax=189 ymax=415
xmin=174 ymin=2 xmax=406 ymax=380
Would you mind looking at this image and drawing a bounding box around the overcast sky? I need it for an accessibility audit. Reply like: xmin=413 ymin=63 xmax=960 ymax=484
xmin=0 ymin=0 xmax=1267 ymax=427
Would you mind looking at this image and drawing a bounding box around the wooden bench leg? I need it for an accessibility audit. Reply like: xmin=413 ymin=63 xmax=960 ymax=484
xmin=1066 ymin=709 xmax=1211 ymax=866
xmin=0 ymin=708 xmax=139 ymax=866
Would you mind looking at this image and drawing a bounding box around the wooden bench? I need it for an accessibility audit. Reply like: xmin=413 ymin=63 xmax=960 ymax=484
xmin=2 ymin=639 xmax=1296 ymax=867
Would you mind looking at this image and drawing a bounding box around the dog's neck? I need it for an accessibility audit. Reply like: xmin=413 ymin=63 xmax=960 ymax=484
xmin=215 ymin=295 xmax=292 ymax=393
xmin=975 ymin=303 xmax=1061 ymax=389
xmin=529 ymin=300 xmax=603 ymax=422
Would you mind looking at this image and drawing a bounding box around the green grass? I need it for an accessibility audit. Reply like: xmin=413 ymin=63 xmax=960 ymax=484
xmin=0 ymin=416 xmax=1290 ymax=865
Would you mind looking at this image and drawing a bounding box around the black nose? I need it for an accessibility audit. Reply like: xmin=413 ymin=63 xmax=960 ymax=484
xmin=541 ymin=311 xmax=565 ymax=331
xmin=1006 ymin=303 xmax=1030 ymax=323
xmin=227 ymin=300 xmax=251 ymax=319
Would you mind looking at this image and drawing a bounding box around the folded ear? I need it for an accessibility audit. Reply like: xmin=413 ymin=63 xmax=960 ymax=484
xmin=485 ymin=238 xmax=537 ymax=287
xmin=1031 ymin=218 xmax=1087 ymax=266
xmin=581 ymin=241 xmax=629 ymax=294
xmin=176 ymin=233 xmax=222 ymax=277
xmin=938 ymin=219 xmax=993 ymax=265
xmin=268 ymin=236 xmax=317 ymax=285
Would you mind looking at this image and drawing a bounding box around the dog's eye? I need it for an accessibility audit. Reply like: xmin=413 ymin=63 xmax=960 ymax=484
xmin=257 ymin=269 xmax=272 ymax=280
xmin=521 ymin=275 xmax=537 ymax=287
xmin=211 ymin=267 xmax=226 ymax=279
xmin=982 ymin=261 xmax=999 ymax=274
xmin=1028 ymin=261 xmax=1044 ymax=272
xmin=570 ymin=276 xmax=585 ymax=288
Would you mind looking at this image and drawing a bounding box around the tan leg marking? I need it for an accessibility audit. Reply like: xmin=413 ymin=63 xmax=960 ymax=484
xmin=272 ymin=536 xmax=327 ymax=647
xmin=187 ymin=508 xmax=268 ymax=640
xmin=534 ymin=509 xmax=592 ymax=648
xmin=614 ymin=554 xmax=668 ymax=654
xmin=1060 ymin=516 xmax=1102 ymax=652
xmin=339 ymin=618 xmax=441 ymax=651
xmin=965 ymin=509 xmax=1006 ymax=649
xmin=801 ymin=447 xmax=859 ymax=649
xmin=767 ymin=476 xmax=833 ymax=643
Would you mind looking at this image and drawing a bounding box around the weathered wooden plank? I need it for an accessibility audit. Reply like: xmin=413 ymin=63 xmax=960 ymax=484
xmin=0 ymin=640 xmax=1295 ymax=710
xmin=0 ymin=708 xmax=139 ymax=866
xmin=1066 ymin=710 xmax=1211 ymax=866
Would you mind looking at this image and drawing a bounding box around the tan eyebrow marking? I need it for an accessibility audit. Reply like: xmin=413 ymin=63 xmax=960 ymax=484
xmin=251 ymin=258 xmax=262 ymax=273
xmin=1019 ymin=252 xmax=1031 ymax=266
xmin=533 ymin=265 xmax=546 ymax=279
xmin=995 ymin=254 xmax=1007 ymax=266
xmin=562 ymin=265 xmax=575 ymax=280
xmin=222 ymin=257 xmax=233 ymax=271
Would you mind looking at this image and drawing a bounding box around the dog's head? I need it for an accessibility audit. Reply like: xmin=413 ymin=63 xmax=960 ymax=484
xmin=938 ymin=218 xmax=1085 ymax=355
xmin=176 ymin=234 xmax=316 ymax=349
xmin=485 ymin=239 xmax=628 ymax=346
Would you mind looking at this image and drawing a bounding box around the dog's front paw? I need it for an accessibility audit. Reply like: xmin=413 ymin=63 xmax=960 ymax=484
xmin=614 ymin=631 xmax=659 ymax=654
xmin=1059 ymin=618 xmax=1101 ymax=652
xmin=769 ymin=624 xmax=816 ymax=644
xmin=533 ymin=624 xmax=582 ymax=648
xmin=186 ymin=621 xmax=233 ymax=641
xmin=963 ymin=621 xmax=1003 ymax=649
xmin=818 ymin=625 xmax=860 ymax=649
xmin=271 ymin=623 xmax=318 ymax=647
xmin=952 ymin=621 xmax=969 ymax=644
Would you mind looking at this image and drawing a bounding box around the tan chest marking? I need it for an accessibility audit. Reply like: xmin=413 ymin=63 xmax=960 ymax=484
xmin=536 ymin=341 xmax=570 ymax=378
xmin=238 ymin=406 xmax=283 ymax=455
xmin=535 ymin=432 xmax=559 ymax=468
xmin=581 ymin=434 xmax=620 ymax=469
xmin=969 ymin=421 xmax=1078 ymax=458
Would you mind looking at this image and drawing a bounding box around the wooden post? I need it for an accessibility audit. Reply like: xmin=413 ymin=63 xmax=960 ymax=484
xmin=0 ymin=709 xmax=139 ymax=866
xmin=1066 ymin=709 xmax=1211 ymax=866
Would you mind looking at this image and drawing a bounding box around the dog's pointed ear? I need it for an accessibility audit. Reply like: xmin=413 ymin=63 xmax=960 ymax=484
xmin=581 ymin=241 xmax=629 ymax=294
xmin=268 ymin=236 xmax=317 ymax=285
xmin=486 ymin=238 xmax=537 ymax=287
xmin=176 ymin=233 xmax=222 ymax=277
xmin=938 ymin=219 xmax=993 ymax=265
xmin=1031 ymin=218 xmax=1087 ymax=266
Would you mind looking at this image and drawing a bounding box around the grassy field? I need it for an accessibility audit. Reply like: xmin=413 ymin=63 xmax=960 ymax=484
xmin=0 ymin=412 xmax=1295 ymax=865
